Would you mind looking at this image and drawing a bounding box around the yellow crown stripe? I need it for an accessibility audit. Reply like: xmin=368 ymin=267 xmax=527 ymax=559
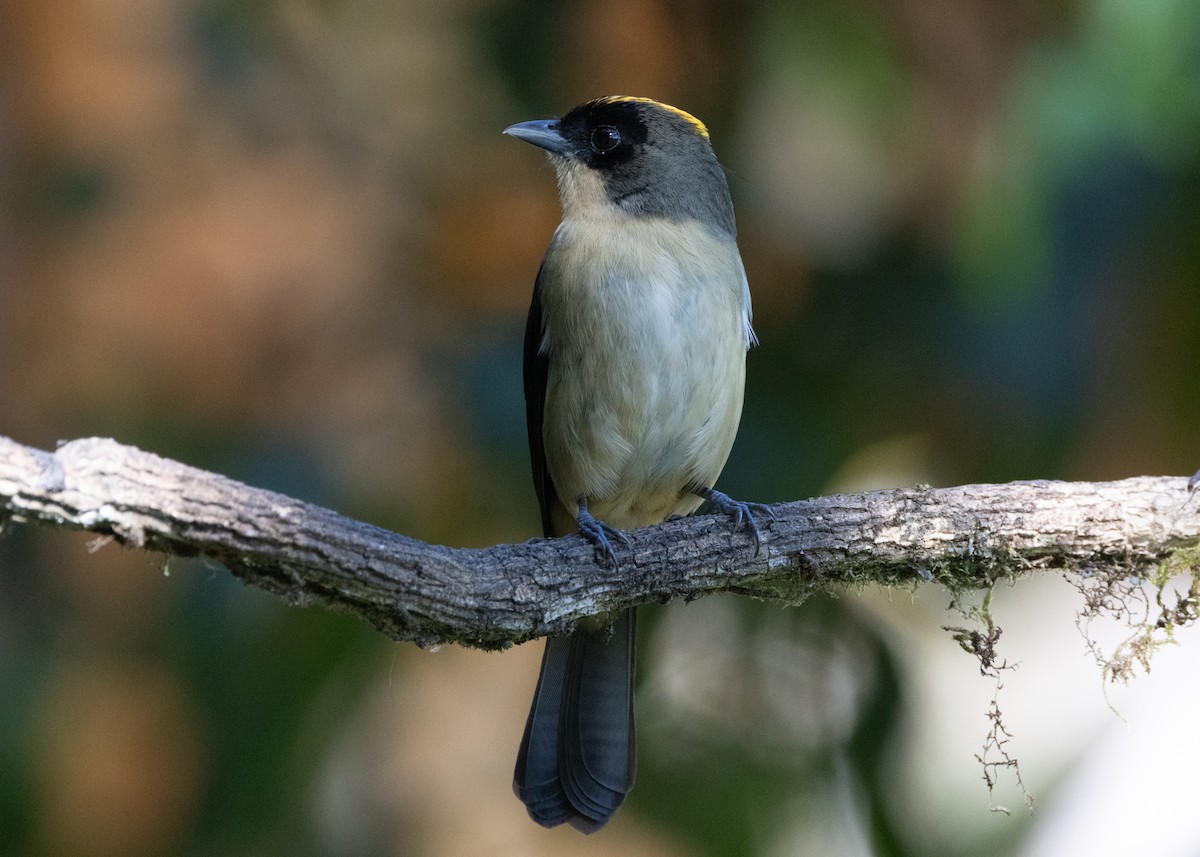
xmin=597 ymin=96 xmax=710 ymax=140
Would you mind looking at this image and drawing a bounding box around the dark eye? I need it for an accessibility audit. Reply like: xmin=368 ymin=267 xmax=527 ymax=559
xmin=591 ymin=125 xmax=621 ymax=153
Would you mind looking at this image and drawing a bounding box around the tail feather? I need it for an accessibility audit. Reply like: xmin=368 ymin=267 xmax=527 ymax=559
xmin=513 ymin=636 xmax=573 ymax=826
xmin=514 ymin=608 xmax=636 ymax=832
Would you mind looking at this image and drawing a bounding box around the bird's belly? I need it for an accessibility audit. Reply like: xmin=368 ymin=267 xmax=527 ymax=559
xmin=541 ymin=283 xmax=746 ymax=531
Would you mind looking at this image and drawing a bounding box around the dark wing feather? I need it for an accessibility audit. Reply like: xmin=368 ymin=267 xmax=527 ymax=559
xmin=516 ymin=264 xmax=576 ymax=826
xmin=523 ymin=266 xmax=559 ymax=538
xmin=515 ymin=263 xmax=635 ymax=833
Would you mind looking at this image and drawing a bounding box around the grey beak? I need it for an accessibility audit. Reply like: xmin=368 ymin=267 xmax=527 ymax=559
xmin=504 ymin=119 xmax=572 ymax=157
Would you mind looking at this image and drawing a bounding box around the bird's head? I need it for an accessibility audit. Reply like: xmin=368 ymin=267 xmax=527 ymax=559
xmin=505 ymin=96 xmax=734 ymax=235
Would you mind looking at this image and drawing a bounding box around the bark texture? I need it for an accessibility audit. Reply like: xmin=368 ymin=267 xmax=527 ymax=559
xmin=2 ymin=435 xmax=1197 ymax=648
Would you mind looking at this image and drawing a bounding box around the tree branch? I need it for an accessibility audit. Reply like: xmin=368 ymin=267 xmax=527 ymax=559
xmin=1 ymin=434 xmax=1197 ymax=649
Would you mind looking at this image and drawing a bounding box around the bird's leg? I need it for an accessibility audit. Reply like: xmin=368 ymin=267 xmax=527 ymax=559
xmin=576 ymin=496 xmax=632 ymax=568
xmin=692 ymin=486 xmax=774 ymax=555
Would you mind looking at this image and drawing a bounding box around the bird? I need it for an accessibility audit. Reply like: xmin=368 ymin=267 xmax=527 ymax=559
xmin=504 ymin=96 xmax=767 ymax=833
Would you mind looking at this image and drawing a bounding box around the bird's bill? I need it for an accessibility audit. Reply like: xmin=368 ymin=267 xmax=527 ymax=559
xmin=504 ymin=119 xmax=572 ymax=157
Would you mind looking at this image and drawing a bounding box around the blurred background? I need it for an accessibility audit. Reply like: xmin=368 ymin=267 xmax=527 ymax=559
xmin=1 ymin=0 xmax=1199 ymax=854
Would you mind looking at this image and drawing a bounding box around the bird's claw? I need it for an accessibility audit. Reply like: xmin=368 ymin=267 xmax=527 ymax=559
xmin=577 ymin=504 xmax=631 ymax=568
xmin=696 ymin=487 xmax=774 ymax=556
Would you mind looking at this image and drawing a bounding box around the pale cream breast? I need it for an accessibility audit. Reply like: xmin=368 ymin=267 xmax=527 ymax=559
xmin=537 ymin=214 xmax=750 ymax=531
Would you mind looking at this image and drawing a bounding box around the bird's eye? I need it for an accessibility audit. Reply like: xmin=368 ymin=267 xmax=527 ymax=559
xmin=591 ymin=125 xmax=621 ymax=153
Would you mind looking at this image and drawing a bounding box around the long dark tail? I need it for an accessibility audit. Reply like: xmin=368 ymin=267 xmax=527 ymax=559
xmin=513 ymin=607 xmax=636 ymax=833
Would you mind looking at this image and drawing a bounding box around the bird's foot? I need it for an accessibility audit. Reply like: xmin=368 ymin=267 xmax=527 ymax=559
xmin=694 ymin=487 xmax=774 ymax=556
xmin=577 ymin=500 xmax=632 ymax=568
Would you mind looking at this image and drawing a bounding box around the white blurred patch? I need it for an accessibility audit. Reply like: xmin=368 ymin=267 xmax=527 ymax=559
xmin=736 ymin=76 xmax=917 ymax=268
